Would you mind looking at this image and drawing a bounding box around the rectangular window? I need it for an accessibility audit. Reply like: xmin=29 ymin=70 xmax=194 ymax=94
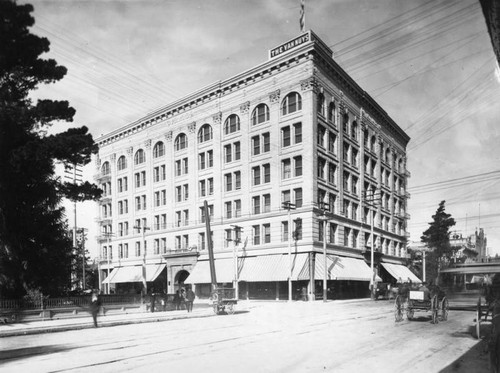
xmin=175 ymin=160 xmax=181 ymax=176
xmin=294 ymin=156 xmax=302 ymax=177
xmin=253 ymin=196 xmax=261 ymax=214
xmin=343 ymin=171 xmax=349 ymax=191
xmin=199 ymin=152 xmax=206 ymax=170
xmin=135 ymin=173 xmax=140 ymax=188
xmin=263 ymin=194 xmax=271 ymax=213
xmin=141 ymin=171 xmax=146 ymax=186
xmin=234 ymin=172 xmax=241 ymax=190
xmin=294 ymin=123 xmax=302 ymax=144
xmin=199 ymin=180 xmax=206 ymax=197
xmin=224 ymin=144 xmax=232 ymax=163
xmin=282 ymin=190 xmax=291 ymax=204
xmin=343 ymin=142 xmax=349 ymax=162
xmin=282 ymin=221 xmax=289 ymax=242
xmin=263 ymin=132 xmax=270 ymax=152
xmin=252 ymin=166 xmax=261 ymax=186
xmin=317 ymin=158 xmax=325 ymax=179
xmin=264 ymin=224 xmax=271 ymax=243
xmin=253 ymin=225 xmax=260 ymax=245
xmin=161 ymin=165 xmax=166 ymax=180
xmin=225 ymin=201 xmax=232 ymax=219
xmin=328 ymin=163 xmax=336 ymax=184
xmin=208 ymin=178 xmax=214 ymax=195
xmin=235 ymin=200 xmax=241 ymax=217
xmin=294 ymin=218 xmax=302 ymax=240
xmin=182 ymin=158 xmax=188 ymax=174
xmin=225 ymin=173 xmax=232 ymax=192
xmin=118 ymin=178 xmax=123 ymax=192
xmin=176 ymin=186 xmax=182 ymax=202
xmin=329 ymin=132 xmax=336 ymax=153
xmin=234 ymin=142 xmax=241 ymax=161
xmin=282 ymin=159 xmax=291 ymax=179
xmin=329 ymin=223 xmax=337 ymax=243
xmin=263 ymin=164 xmax=271 ymax=183
xmin=294 ymin=188 xmax=303 ymax=208
xmin=282 ymin=126 xmax=291 ymax=147
xmin=317 ymin=125 xmax=326 ymax=147
xmin=252 ymin=135 xmax=260 ymax=156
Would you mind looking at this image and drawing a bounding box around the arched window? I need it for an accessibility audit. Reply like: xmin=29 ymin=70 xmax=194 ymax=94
xmin=343 ymin=113 xmax=349 ymax=134
xmin=101 ymin=161 xmax=110 ymax=175
xmin=328 ymin=102 xmax=336 ymax=123
xmin=317 ymin=92 xmax=325 ymax=116
xmin=153 ymin=141 xmax=165 ymax=158
xmin=117 ymin=156 xmax=127 ymax=171
xmin=224 ymin=114 xmax=240 ymax=135
xmin=281 ymin=92 xmax=302 ymax=115
xmin=134 ymin=149 xmax=145 ymax=165
xmin=198 ymin=124 xmax=213 ymax=143
xmin=175 ymin=133 xmax=188 ymax=151
xmin=351 ymin=121 xmax=358 ymax=140
xmin=385 ymin=147 xmax=391 ymax=163
xmin=398 ymin=159 xmax=404 ymax=173
xmin=251 ymin=104 xmax=270 ymax=126
xmin=370 ymin=136 xmax=376 ymax=152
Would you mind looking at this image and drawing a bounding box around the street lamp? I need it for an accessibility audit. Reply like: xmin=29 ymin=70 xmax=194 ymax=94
xmin=282 ymin=201 xmax=296 ymax=302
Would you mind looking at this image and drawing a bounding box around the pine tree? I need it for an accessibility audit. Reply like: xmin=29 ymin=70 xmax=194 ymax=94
xmin=0 ymin=1 xmax=101 ymax=297
xmin=420 ymin=200 xmax=456 ymax=283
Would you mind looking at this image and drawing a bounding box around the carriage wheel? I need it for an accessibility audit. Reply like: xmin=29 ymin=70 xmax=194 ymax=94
xmin=431 ymin=296 xmax=439 ymax=324
xmin=226 ymin=303 xmax=235 ymax=315
xmin=441 ymin=297 xmax=449 ymax=321
xmin=394 ymin=296 xmax=404 ymax=322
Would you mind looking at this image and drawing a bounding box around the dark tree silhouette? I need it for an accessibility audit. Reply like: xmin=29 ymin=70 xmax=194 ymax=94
xmin=0 ymin=1 xmax=101 ymax=297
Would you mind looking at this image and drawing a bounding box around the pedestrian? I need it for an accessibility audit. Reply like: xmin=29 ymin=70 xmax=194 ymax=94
xmin=89 ymin=290 xmax=102 ymax=327
xmin=185 ymin=287 xmax=195 ymax=313
xmin=180 ymin=288 xmax=186 ymax=310
xmin=174 ymin=290 xmax=181 ymax=310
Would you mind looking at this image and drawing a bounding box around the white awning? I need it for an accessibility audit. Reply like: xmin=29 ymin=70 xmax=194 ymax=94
xmin=184 ymin=259 xmax=234 ymax=284
xmin=381 ymin=263 xmax=421 ymax=283
xmin=239 ymin=254 xmax=308 ymax=282
xmin=101 ymin=264 xmax=166 ymax=284
xmin=299 ymin=255 xmax=381 ymax=282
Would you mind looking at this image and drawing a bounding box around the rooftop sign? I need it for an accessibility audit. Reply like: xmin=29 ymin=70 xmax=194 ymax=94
xmin=269 ymin=31 xmax=312 ymax=59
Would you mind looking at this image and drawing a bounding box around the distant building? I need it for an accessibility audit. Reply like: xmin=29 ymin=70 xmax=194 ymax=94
xmin=450 ymin=228 xmax=488 ymax=260
xmin=94 ymin=31 xmax=411 ymax=300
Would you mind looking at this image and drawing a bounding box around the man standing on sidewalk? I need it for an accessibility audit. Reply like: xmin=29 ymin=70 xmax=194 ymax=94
xmin=185 ymin=287 xmax=195 ymax=313
xmin=89 ymin=290 xmax=102 ymax=327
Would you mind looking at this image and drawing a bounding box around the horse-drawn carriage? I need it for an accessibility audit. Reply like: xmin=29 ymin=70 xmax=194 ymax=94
xmin=210 ymin=288 xmax=237 ymax=315
xmin=394 ymin=284 xmax=449 ymax=324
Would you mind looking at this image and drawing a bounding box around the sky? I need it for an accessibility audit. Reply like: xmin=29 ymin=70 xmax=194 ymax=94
xmin=22 ymin=0 xmax=500 ymax=258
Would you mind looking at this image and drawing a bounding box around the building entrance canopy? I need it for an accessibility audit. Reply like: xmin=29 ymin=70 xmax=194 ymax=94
xmin=102 ymin=264 xmax=166 ymax=284
xmin=381 ymin=262 xmax=421 ymax=284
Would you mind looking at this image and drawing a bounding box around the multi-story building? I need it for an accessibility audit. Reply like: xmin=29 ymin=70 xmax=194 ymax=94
xmin=95 ymin=31 xmax=412 ymax=300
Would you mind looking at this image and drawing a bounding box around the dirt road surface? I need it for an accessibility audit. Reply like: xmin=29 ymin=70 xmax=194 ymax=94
xmin=0 ymin=300 xmax=493 ymax=372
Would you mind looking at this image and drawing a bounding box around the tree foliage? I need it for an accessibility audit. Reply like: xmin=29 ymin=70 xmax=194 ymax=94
xmin=0 ymin=1 xmax=101 ymax=297
xmin=420 ymin=200 xmax=456 ymax=282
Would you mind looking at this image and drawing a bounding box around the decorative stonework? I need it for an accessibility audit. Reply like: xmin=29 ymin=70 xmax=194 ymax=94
xmin=188 ymin=122 xmax=197 ymax=133
xmin=240 ymin=101 xmax=250 ymax=114
xmin=165 ymin=131 xmax=173 ymax=142
xmin=269 ymin=89 xmax=280 ymax=104
xmin=126 ymin=147 xmax=133 ymax=156
xmin=145 ymin=139 xmax=152 ymax=148
xmin=95 ymin=157 xmax=101 ymax=167
xmin=110 ymin=153 xmax=116 ymax=162
xmin=300 ymin=77 xmax=317 ymax=91
xmin=213 ymin=112 xmax=222 ymax=125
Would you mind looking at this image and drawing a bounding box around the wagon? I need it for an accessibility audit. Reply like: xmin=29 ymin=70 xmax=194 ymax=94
xmin=394 ymin=288 xmax=448 ymax=324
xmin=210 ymin=288 xmax=237 ymax=315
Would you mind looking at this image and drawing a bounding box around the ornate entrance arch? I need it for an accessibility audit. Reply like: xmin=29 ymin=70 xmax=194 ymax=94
xmin=174 ymin=269 xmax=190 ymax=290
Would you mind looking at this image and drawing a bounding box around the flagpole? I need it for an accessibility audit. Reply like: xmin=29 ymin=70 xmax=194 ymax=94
xmin=300 ymin=0 xmax=305 ymax=33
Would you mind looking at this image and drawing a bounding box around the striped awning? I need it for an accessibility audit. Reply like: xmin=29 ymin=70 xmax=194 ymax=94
xmin=238 ymin=254 xmax=308 ymax=282
xmin=381 ymin=263 xmax=421 ymax=283
xmin=184 ymin=258 xmax=235 ymax=284
xmin=300 ymin=255 xmax=381 ymax=282
xmin=102 ymin=264 xmax=166 ymax=284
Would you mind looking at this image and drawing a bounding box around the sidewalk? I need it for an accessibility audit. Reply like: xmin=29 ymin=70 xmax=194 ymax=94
xmin=0 ymin=304 xmax=215 ymax=338
xmin=0 ymin=298 xmax=371 ymax=338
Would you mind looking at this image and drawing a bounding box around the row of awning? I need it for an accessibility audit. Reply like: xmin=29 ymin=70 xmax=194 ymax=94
xmin=101 ymin=257 xmax=421 ymax=285
xmin=185 ymin=254 xmax=389 ymax=284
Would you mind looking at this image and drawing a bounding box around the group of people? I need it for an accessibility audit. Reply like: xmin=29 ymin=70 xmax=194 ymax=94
xmin=173 ymin=287 xmax=196 ymax=312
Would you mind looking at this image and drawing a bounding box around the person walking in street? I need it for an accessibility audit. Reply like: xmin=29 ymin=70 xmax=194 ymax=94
xmin=185 ymin=287 xmax=195 ymax=313
xmin=179 ymin=288 xmax=186 ymax=310
xmin=89 ymin=290 xmax=102 ymax=327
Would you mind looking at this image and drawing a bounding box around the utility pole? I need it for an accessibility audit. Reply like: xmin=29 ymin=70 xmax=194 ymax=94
xmin=231 ymin=225 xmax=242 ymax=300
xmin=282 ymin=201 xmax=296 ymax=302
xmin=363 ymin=189 xmax=380 ymax=300
xmin=77 ymin=228 xmax=88 ymax=290
xmin=64 ymin=163 xmax=82 ymax=289
xmin=134 ymin=221 xmax=150 ymax=298
xmin=319 ymin=202 xmax=332 ymax=302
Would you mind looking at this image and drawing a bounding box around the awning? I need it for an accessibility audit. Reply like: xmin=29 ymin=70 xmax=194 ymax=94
xmin=101 ymin=264 xmax=166 ymax=284
xmin=184 ymin=259 xmax=234 ymax=284
xmin=239 ymin=254 xmax=308 ymax=282
xmin=298 ymin=255 xmax=381 ymax=282
xmin=381 ymin=263 xmax=421 ymax=283
xmin=440 ymin=265 xmax=500 ymax=275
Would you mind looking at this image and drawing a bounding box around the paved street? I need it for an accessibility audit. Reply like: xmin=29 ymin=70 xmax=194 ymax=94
xmin=0 ymin=300 xmax=490 ymax=373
